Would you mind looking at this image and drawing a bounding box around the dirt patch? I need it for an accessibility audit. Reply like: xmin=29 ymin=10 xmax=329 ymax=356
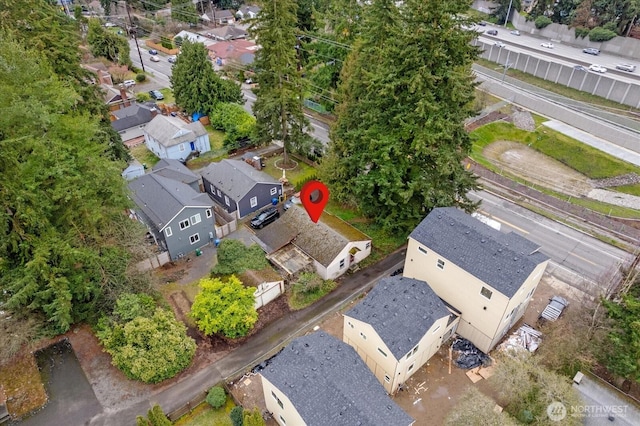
xmin=483 ymin=140 xmax=593 ymax=197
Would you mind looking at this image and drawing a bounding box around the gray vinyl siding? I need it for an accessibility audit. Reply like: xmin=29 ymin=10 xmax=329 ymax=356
xmin=237 ymin=183 xmax=281 ymax=218
xmin=164 ymin=207 xmax=215 ymax=259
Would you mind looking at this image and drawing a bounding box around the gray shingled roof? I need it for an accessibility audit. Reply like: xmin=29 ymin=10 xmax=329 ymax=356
xmin=346 ymin=276 xmax=450 ymax=360
xmin=409 ymin=207 xmax=549 ymax=297
xmin=144 ymin=115 xmax=207 ymax=148
xmin=255 ymin=205 xmax=368 ymax=266
xmin=152 ymin=159 xmax=200 ymax=186
xmin=111 ymin=104 xmax=157 ymax=131
xmin=200 ymin=159 xmax=278 ymax=202
xmin=128 ymin=174 xmax=211 ymax=230
xmin=261 ymin=332 xmax=413 ymax=426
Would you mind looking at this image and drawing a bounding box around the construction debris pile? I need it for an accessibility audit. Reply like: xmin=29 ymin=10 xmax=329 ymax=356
xmin=452 ymin=338 xmax=492 ymax=370
xmin=499 ymin=324 xmax=542 ymax=353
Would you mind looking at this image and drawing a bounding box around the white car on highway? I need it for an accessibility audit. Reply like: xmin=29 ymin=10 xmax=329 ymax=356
xmin=494 ymin=41 xmax=506 ymax=48
xmin=541 ymin=42 xmax=554 ymax=49
xmin=588 ymin=64 xmax=607 ymax=73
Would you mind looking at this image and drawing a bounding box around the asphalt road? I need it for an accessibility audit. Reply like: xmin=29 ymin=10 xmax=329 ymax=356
xmin=471 ymin=190 xmax=631 ymax=296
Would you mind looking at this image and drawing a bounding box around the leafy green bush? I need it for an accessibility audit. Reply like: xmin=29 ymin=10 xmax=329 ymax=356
xmin=293 ymin=173 xmax=318 ymax=191
xmin=243 ymin=408 xmax=265 ymax=426
xmin=96 ymin=307 xmax=196 ymax=383
xmin=136 ymin=92 xmax=151 ymax=102
xmin=534 ymin=16 xmax=552 ymax=29
xmin=211 ymin=239 xmax=268 ymax=276
xmin=206 ymin=386 xmax=227 ymax=409
xmin=230 ymin=406 xmax=244 ymax=426
xmin=209 ymin=103 xmax=256 ymax=149
xmin=574 ymin=27 xmax=589 ymax=39
xmin=289 ymin=273 xmax=337 ymax=310
xmin=113 ymin=293 xmax=155 ymax=322
xmin=602 ymin=22 xmax=618 ymax=33
xmin=160 ymin=36 xmax=173 ymax=50
xmin=589 ymin=27 xmax=617 ymax=42
xmin=190 ymin=275 xmax=258 ymax=338
xmin=136 ymin=73 xmax=146 ymax=83
xmin=174 ymin=35 xmax=183 ymax=46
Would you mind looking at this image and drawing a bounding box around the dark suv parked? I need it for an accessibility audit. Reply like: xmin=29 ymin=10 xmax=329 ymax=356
xmin=250 ymin=207 xmax=280 ymax=229
xmin=486 ymin=29 xmax=498 ymax=35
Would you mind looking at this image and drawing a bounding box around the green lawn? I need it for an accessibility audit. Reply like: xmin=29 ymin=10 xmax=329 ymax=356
xmin=261 ymin=155 xmax=317 ymax=188
xmin=173 ymin=399 xmax=235 ymax=426
xmin=129 ymin=144 xmax=160 ymax=168
xmin=159 ymin=88 xmax=175 ymax=104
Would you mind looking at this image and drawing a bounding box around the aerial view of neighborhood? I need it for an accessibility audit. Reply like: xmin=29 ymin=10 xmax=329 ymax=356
xmin=2 ymin=0 xmax=640 ymax=425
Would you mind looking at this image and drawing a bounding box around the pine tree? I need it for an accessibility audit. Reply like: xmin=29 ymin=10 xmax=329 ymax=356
xmin=250 ymin=0 xmax=312 ymax=164
xmin=320 ymin=0 xmax=480 ymax=234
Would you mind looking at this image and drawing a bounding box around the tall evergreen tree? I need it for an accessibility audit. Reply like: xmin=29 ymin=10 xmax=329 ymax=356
xmin=170 ymin=40 xmax=243 ymax=115
xmin=172 ymin=0 xmax=199 ymax=25
xmin=320 ymin=0 xmax=480 ymax=234
xmin=0 ymin=37 xmax=149 ymax=333
xmin=250 ymin=0 xmax=312 ymax=164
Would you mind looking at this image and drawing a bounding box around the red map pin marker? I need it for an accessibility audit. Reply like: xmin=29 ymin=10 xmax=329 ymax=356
xmin=300 ymin=180 xmax=329 ymax=223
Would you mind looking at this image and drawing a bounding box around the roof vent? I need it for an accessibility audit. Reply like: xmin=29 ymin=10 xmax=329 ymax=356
xmin=513 ymin=257 xmax=518 ymax=261
xmin=481 ymin=239 xmax=486 ymax=243
xmin=387 ymin=405 xmax=393 ymax=410
xmin=450 ymin=222 xmax=454 ymax=226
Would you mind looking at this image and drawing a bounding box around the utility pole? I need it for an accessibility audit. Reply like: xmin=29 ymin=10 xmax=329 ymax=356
xmin=125 ymin=0 xmax=145 ymax=73
xmin=504 ymin=0 xmax=513 ymax=27
xmin=210 ymin=0 xmax=217 ymax=28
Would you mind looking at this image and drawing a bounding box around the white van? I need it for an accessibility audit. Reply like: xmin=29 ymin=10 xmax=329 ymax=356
xmin=123 ymin=80 xmax=136 ymax=88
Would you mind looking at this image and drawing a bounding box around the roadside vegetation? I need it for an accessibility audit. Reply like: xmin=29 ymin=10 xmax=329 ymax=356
xmin=470 ymin=120 xmax=640 ymax=219
xmin=288 ymin=272 xmax=337 ymax=310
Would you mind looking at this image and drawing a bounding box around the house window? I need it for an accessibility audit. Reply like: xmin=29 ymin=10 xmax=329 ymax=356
xmin=407 ymin=345 xmax=419 ymax=359
xmin=271 ymin=391 xmax=284 ymax=409
xmin=216 ymin=188 xmax=221 ymax=197
xmin=418 ymin=246 xmax=427 ymax=254
xmin=189 ymin=233 xmax=200 ymax=244
xmin=224 ymin=195 xmax=230 ymax=206
xmin=250 ymin=196 xmax=258 ymax=208
xmin=366 ymin=242 xmax=371 ymax=249
xmin=360 ymin=332 xmax=366 ymax=340
xmin=432 ymin=325 xmax=441 ymax=334
xmin=179 ymin=219 xmax=190 ymax=230
xmin=348 ymin=322 xmax=354 ymax=329
xmin=340 ymin=258 xmax=345 ymax=268
xmin=384 ymin=375 xmax=391 ymax=383
xmin=279 ymin=415 xmax=286 ymax=425
xmin=481 ymin=286 xmax=493 ymax=300
xmin=270 ymin=187 xmax=277 ymax=196
xmin=437 ymin=259 xmax=445 ymax=269
xmin=206 ymin=209 xmax=212 ymax=218
xmin=165 ymin=227 xmax=172 ymax=237
xmin=377 ymin=348 xmax=388 ymax=357
xmin=179 ymin=143 xmax=185 ymax=151
xmin=190 ymin=213 xmax=201 ymax=225
xmin=408 ymin=363 xmax=415 ymax=372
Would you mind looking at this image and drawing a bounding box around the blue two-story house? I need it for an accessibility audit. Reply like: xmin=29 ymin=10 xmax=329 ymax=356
xmin=144 ymin=115 xmax=210 ymax=162
xmin=201 ymin=159 xmax=282 ymax=219
xmin=128 ymin=173 xmax=215 ymax=260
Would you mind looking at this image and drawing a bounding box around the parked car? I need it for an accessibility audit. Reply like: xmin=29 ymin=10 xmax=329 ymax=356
xmin=168 ymin=56 xmax=177 ymax=63
xmin=583 ymin=47 xmax=600 ymax=55
xmin=148 ymin=90 xmax=164 ymax=100
xmin=104 ymin=22 xmax=117 ymax=27
xmin=494 ymin=41 xmax=506 ymax=48
xmin=510 ymin=30 xmax=520 ymax=36
xmin=250 ymin=207 xmax=280 ymax=229
xmin=615 ymin=63 xmax=636 ymax=72
xmin=486 ymin=29 xmax=498 ymax=35
xmin=573 ymin=65 xmax=588 ymax=72
xmin=540 ymin=42 xmax=554 ymax=49
xmin=478 ymin=21 xmax=487 ymax=26
xmin=123 ymin=79 xmax=136 ymax=88
xmin=588 ymin=64 xmax=607 ymax=73
xmin=150 ymin=55 xmax=160 ymax=62
xmin=149 ymin=49 xmax=158 ymax=55
xmin=538 ymin=296 xmax=569 ymax=323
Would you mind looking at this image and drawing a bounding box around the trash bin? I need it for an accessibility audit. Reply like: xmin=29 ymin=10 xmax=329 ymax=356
xmin=195 ymin=248 xmax=202 ymax=256
xmin=271 ymin=197 xmax=278 ymax=205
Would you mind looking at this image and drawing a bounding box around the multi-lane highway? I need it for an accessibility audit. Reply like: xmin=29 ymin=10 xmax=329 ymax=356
xmin=476 ymin=25 xmax=640 ymax=84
